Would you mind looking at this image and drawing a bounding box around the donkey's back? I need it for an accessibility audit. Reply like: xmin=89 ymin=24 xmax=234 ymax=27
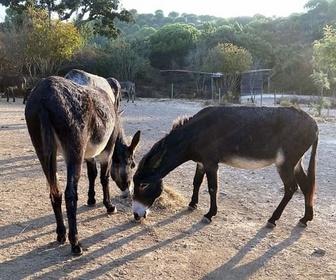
xmin=185 ymin=106 xmax=318 ymax=169
xmin=26 ymin=76 xmax=116 ymax=160
xmin=65 ymin=69 xmax=115 ymax=104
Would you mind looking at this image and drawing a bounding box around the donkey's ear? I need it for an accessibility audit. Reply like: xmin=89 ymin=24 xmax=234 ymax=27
xmin=129 ymin=130 xmax=141 ymax=153
xmin=147 ymin=147 xmax=166 ymax=169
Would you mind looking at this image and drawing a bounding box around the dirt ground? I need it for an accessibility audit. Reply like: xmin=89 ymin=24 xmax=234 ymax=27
xmin=1 ymin=96 xmax=336 ymax=280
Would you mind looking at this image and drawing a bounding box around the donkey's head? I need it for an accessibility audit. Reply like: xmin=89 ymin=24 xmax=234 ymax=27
xmin=132 ymin=174 xmax=164 ymax=220
xmin=111 ymin=130 xmax=141 ymax=198
xmin=132 ymin=141 xmax=166 ymax=220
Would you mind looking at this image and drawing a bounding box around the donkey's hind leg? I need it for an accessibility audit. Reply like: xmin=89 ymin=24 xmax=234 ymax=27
xmin=26 ymin=115 xmax=66 ymax=244
xmin=86 ymin=158 xmax=97 ymax=206
xmin=189 ymin=163 xmax=205 ymax=210
xmin=64 ymin=160 xmax=83 ymax=255
xmin=294 ymin=160 xmax=314 ymax=226
xmin=267 ymin=164 xmax=298 ymax=227
xmin=127 ymin=91 xmax=130 ymax=103
xmin=4 ymin=87 xmax=14 ymax=101
xmin=48 ymin=156 xmax=66 ymax=243
xmin=50 ymin=192 xmax=66 ymax=243
xmin=203 ymin=165 xmax=219 ymax=223
xmin=7 ymin=88 xmax=15 ymax=102
xmin=131 ymin=90 xmax=135 ymax=103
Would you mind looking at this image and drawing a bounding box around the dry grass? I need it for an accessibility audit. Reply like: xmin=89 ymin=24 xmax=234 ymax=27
xmin=153 ymin=186 xmax=187 ymax=211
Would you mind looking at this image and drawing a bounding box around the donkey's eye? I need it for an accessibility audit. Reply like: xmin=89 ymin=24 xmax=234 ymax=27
xmin=140 ymin=183 xmax=148 ymax=189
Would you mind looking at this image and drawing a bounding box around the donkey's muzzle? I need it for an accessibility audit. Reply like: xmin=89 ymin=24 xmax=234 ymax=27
xmin=133 ymin=211 xmax=147 ymax=221
xmin=133 ymin=212 xmax=141 ymax=220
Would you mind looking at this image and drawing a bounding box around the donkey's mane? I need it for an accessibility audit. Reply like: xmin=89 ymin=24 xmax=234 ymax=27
xmin=171 ymin=115 xmax=193 ymax=131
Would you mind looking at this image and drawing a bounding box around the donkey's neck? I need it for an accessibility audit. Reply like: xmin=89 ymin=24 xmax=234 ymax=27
xmin=154 ymin=131 xmax=191 ymax=179
xmin=114 ymin=117 xmax=127 ymax=143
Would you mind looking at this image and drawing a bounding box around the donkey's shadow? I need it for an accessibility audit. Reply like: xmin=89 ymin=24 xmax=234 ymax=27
xmin=203 ymin=225 xmax=304 ymax=280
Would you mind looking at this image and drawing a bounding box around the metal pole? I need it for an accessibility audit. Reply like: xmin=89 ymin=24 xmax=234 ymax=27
xmin=211 ymin=78 xmax=214 ymax=100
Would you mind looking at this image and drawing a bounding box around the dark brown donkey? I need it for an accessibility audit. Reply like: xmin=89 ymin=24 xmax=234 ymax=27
xmin=25 ymin=76 xmax=139 ymax=255
xmin=132 ymin=106 xmax=319 ymax=228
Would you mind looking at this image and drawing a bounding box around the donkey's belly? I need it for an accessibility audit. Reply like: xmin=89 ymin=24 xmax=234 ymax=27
xmin=85 ymin=128 xmax=113 ymax=158
xmin=84 ymin=117 xmax=115 ymax=159
xmin=223 ymin=149 xmax=285 ymax=170
xmin=224 ymin=156 xmax=275 ymax=170
xmin=85 ymin=139 xmax=109 ymax=159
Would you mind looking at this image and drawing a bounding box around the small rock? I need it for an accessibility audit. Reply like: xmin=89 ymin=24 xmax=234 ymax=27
xmin=311 ymin=248 xmax=326 ymax=257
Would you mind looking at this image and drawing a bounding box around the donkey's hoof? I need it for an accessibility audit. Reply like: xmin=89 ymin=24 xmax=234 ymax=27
xmin=87 ymin=199 xmax=96 ymax=207
xmin=71 ymin=243 xmax=83 ymax=256
xmin=188 ymin=204 xmax=197 ymax=211
xmin=266 ymin=220 xmax=276 ymax=228
xmin=202 ymin=216 xmax=212 ymax=224
xmin=57 ymin=235 xmax=66 ymax=244
xmin=107 ymin=206 xmax=117 ymax=214
xmin=86 ymin=203 xmax=96 ymax=208
xmin=298 ymin=219 xmax=308 ymax=228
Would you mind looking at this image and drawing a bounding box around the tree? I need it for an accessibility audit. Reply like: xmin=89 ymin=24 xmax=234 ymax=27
xmin=153 ymin=9 xmax=165 ymax=23
xmin=312 ymin=24 xmax=336 ymax=95
xmin=0 ymin=0 xmax=133 ymax=38
xmin=203 ymin=43 xmax=252 ymax=74
xmin=148 ymin=23 xmax=201 ymax=69
xmin=0 ymin=8 xmax=83 ymax=77
xmin=104 ymin=39 xmax=152 ymax=81
xmin=135 ymin=26 xmax=157 ymax=39
xmin=185 ymin=43 xmax=208 ymax=95
xmin=168 ymin=11 xmax=179 ymax=19
xmin=309 ymin=24 xmax=336 ymax=114
xmin=310 ymin=69 xmax=330 ymax=94
xmin=310 ymin=70 xmax=331 ymax=115
xmin=312 ymin=25 xmax=336 ymax=71
xmin=0 ymin=20 xmax=27 ymax=72
xmin=203 ymin=43 xmax=253 ymax=100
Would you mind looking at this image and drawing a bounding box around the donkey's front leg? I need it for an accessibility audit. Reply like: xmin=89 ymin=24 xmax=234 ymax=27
xmin=100 ymin=162 xmax=117 ymax=213
xmin=203 ymin=165 xmax=219 ymax=223
xmin=189 ymin=163 xmax=205 ymax=210
xmin=86 ymin=158 xmax=97 ymax=206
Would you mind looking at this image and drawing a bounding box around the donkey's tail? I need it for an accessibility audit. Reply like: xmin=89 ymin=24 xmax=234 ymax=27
xmin=307 ymin=136 xmax=318 ymax=206
xmin=39 ymin=108 xmax=59 ymax=199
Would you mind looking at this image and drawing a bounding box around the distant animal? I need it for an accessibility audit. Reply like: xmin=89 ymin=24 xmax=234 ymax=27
xmin=106 ymin=77 xmax=122 ymax=111
xmin=25 ymin=76 xmax=140 ymax=255
xmin=0 ymin=73 xmax=27 ymax=103
xmin=132 ymin=106 xmax=319 ymax=228
xmin=120 ymin=81 xmax=135 ymax=103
